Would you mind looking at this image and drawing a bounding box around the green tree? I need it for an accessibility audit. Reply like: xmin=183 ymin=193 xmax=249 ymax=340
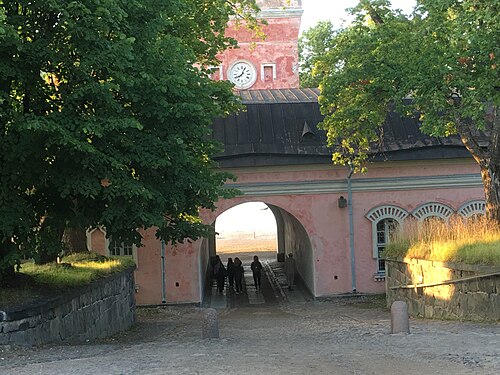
xmin=300 ymin=0 xmax=500 ymax=223
xmin=0 ymin=0 xmax=260 ymax=282
xmin=298 ymin=20 xmax=336 ymax=89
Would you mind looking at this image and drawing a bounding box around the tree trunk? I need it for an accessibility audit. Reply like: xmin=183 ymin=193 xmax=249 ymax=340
xmin=64 ymin=227 xmax=89 ymax=253
xmin=480 ymin=163 xmax=500 ymax=224
xmin=482 ymin=105 xmax=500 ymax=224
xmin=0 ymin=264 xmax=15 ymax=286
xmin=456 ymin=106 xmax=500 ymax=225
xmin=0 ymin=242 xmax=16 ymax=286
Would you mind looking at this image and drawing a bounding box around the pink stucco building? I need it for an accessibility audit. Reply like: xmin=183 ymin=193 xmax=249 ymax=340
xmin=211 ymin=0 xmax=302 ymax=90
xmin=87 ymin=1 xmax=485 ymax=305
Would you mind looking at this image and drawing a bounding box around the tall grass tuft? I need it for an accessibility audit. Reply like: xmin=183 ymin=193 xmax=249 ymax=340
xmin=385 ymin=217 xmax=500 ymax=266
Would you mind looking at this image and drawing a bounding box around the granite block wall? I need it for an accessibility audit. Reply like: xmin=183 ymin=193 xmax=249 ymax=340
xmin=386 ymin=258 xmax=499 ymax=322
xmin=0 ymin=267 xmax=136 ymax=346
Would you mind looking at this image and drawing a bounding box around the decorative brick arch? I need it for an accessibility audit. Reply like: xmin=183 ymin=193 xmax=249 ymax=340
xmin=457 ymin=200 xmax=486 ymax=218
xmin=411 ymin=202 xmax=454 ymax=221
xmin=366 ymin=205 xmax=410 ymax=223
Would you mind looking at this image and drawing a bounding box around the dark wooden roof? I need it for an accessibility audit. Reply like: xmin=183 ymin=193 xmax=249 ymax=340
xmin=211 ymin=89 xmax=477 ymax=168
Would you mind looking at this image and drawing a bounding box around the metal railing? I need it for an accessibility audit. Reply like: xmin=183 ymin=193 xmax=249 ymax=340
xmin=389 ymin=271 xmax=500 ymax=290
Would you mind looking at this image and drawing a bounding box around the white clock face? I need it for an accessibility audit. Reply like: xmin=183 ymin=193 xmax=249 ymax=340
xmin=229 ymin=61 xmax=257 ymax=89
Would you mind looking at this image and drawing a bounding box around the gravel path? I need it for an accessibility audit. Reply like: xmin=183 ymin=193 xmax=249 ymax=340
xmin=1 ymin=252 xmax=498 ymax=374
xmin=1 ymin=299 xmax=499 ymax=375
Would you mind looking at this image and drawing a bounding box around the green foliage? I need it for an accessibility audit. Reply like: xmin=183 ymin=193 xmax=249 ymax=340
xmin=298 ymin=20 xmax=336 ymax=88
xmin=299 ymin=0 xmax=500 ymax=220
xmin=0 ymin=0 xmax=259 ymax=281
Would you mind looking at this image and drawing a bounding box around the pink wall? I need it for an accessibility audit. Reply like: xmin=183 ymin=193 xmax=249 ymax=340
xmin=133 ymin=229 xmax=163 ymax=305
xmin=88 ymin=228 xmax=106 ymax=255
xmin=217 ymin=17 xmax=301 ymax=89
xmin=93 ymin=158 xmax=484 ymax=305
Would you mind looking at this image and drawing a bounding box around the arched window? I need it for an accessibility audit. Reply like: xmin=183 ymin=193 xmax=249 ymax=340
xmin=457 ymin=200 xmax=486 ymax=218
xmin=411 ymin=202 xmax=454 ymax=222
xmin=366 ymin=205 xmax=409 ymax=274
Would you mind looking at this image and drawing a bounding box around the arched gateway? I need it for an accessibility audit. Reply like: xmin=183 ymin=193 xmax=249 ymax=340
xmin=200 ymin=200 xmax=315 ymax=303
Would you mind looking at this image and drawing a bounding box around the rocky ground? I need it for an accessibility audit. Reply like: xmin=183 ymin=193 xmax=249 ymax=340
xmin=1 ymin=251 xmax=499 ymax=374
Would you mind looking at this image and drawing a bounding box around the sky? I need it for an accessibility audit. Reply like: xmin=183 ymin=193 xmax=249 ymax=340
xmin=216 ymin=0 xmax=417 ymax=236
xmin=215 ymin=202 xmax=277 ymax=234
xmin=300 ymin=0 xmax=416 ymax=34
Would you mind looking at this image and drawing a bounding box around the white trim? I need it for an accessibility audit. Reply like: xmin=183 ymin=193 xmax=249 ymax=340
xmin=207 ymin=65 xmax=223 ymax=80
xmin=261 ymin=63 xmax=276 ymax=82
xmin=228 ymin=174 xmax=482 ymax=196
xmin=366 ymin=205 xmax=408 ymax=260
xmin=86 ymin=227 xmax=106 ymax=252
xmin=411 ymin=202 xmax=454 ymax=221
xmin=86 ymin=228 xmax=95 ymax=251
xmin=366 ymin=205 xmax=409 ymax=223
xmin=257 ymin=9 xmax=304 ymax=19
xmin=458 ymin=200 xmax=486 ymax=218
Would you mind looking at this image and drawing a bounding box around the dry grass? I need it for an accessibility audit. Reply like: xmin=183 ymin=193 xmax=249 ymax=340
xmin=385 ymin=217 xmax=500 ymax=266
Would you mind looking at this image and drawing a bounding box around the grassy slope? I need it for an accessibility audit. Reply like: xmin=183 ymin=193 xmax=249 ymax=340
xmin=0 ymin=253 xmax=135 ymax=308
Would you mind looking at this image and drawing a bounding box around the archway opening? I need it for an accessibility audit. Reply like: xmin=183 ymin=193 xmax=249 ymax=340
xmin=215 ymin=202 xmax=277 ymax=260
xmin=200 ymin=201 xmax=315 ymax=304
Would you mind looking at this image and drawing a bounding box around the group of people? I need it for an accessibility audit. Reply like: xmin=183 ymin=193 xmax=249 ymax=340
xmin=212 ymin=255 xmax=248 ymax=294
xmin=212 ymin=253 xmax=296 ymax=294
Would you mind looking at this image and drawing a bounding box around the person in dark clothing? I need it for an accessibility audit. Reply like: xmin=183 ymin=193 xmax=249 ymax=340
xmin=213 ymin=255 xmax=226 ymax=293
xmin=250 ymin=255 xmax=263 ymax=290
xmin=284 ymin=253 xmax=296 ymax=291
xmin=233 ymin=257 xmax=244 ymax=294
xmin=226 ymin=257 xmax=235 ymax=289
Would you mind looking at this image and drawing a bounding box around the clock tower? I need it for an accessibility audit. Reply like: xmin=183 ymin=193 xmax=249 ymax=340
xmin=215 ymin=0 xmax=303 ymax=90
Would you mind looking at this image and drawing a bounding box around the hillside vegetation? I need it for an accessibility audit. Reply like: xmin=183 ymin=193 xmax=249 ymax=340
xmin=385 ymin=218 xmax=500 ymax=266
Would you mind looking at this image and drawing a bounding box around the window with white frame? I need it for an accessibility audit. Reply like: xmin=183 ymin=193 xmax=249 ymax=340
xmin=110 ymin=240 xmax=133 ymax=256
xmin=261 ymin=63 xmax=276 ymax=82
xmin=375 ymin=218 xmax=397 ymax=273
xmin=366 ymin=205 xmax=409 ymax=275
xmin=86 ymin=228 xmax=138 ymax=264
xmin=207 ymin=65 xmax=223 ymax=81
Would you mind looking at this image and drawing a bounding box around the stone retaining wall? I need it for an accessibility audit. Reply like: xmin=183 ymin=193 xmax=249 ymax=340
xmin=386 ymin=258 xmax=499 ymax=322
xmin=0 ymin=267 xmax=136 ymax=346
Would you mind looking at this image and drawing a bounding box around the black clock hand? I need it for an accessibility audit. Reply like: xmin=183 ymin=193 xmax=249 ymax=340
xmin=235 ymin=70 xmax=245 ymax=79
